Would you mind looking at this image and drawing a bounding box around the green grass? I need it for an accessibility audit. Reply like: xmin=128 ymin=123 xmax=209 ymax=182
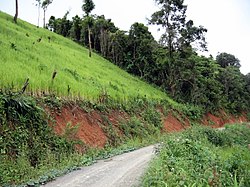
xmin=0 ymin=11 xmax=172 ymax=103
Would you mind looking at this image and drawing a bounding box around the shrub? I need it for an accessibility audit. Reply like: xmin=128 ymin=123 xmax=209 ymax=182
xmin=0 ymin=91 xmax=78 ymax=186
xmin=142 ymin=108 xmax=162 ymax=129
xmin=120 ymin=116 xmax=149 ymax=139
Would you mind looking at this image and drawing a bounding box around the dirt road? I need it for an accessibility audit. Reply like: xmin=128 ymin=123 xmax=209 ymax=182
xmin=42 ymin=145 xmax=155 ymax=187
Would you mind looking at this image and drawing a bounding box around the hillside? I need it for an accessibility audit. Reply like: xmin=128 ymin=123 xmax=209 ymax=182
xmin=0 ymin=11 xmax=173 ymax=103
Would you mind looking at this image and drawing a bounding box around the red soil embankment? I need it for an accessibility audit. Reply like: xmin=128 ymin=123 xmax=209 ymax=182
xmin=201 ymin=111 xmax=247 ymax=128
xmin=163 ymin=112 xmax=190 ymax=132
xmin=48 ymin=105 xmax=248 ymax=148
xmin=51 ymin=105 xmax=107 ymax=148
xmin=49 ymin=105 xmax=129 ymax=148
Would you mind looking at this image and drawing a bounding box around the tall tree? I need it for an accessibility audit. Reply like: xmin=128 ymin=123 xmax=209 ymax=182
xmin=218 ymin=66 xmax=247 ymax=112
xmin=35 ymin=0 xmax=42 ymax=27
xmin=149 ymin=0 xmax=207 ymax=96
xmin=149 ymin=0 xmax=188 ymax=95
xmin=82 ymin=0 xmax=95 ymax=57
xmin=13 ymin=0 xmax=18 ymax=23
xmin=70 ymin=15 xmax=82 ymax=42
xmin=92 ymin=15 xmax=117 ymax=57
xmin=109 ymin=30 xmax=128 ymax=66
xmin=42 ymin=0 xmax=53 ymax=28
xmin=59 ymin=11 xmax=72 ymax=37
xmin=149 ymin=0 xmax=187 ymax=60
xmin=127 ymin=22 xmax=156 ymax=78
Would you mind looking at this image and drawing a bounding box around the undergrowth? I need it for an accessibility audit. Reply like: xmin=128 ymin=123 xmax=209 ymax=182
xmin=0 ymin=90 xmax=81 ymax=186
xmin=142 ymin=124 xmax=250 ymax=187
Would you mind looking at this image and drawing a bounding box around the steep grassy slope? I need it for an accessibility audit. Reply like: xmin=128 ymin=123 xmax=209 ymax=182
xmin=0 ymin=11 xmax=173 ymax=103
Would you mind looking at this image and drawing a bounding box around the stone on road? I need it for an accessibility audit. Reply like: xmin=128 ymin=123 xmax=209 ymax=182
xmin=42 ymin=145 xmax=155 ymax=187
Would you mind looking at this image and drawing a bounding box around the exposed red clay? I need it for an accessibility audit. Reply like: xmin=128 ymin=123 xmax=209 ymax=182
xmin=202 ymin=111 xmax=247 ymax=128
xmin=51 ymin=106 xmax=107 ymax=148
xmin=48 ymin=104 xmax=248 ymax=148
xmin=163 ymin=112 xmax=190 ymax=132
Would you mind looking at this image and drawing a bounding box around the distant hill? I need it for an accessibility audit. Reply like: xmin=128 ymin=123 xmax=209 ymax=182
xmin=0 ymin=11 xmax=172 ymax=103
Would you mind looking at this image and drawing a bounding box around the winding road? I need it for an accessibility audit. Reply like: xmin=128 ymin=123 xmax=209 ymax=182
xmin=42 ymin=145 xmax=155 ymax=187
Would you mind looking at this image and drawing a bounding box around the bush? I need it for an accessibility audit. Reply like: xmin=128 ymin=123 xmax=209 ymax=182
xmin=0 ymin=91 xmax=78 ymax=186
xmin=142 ymin=108 xmax=162 ymax=129
xmin=120 ymin=116 xmax=149 ymax=139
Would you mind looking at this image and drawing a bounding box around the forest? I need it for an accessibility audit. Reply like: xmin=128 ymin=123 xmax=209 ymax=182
xmin=45 ymin=0 xmax=250 ymax=113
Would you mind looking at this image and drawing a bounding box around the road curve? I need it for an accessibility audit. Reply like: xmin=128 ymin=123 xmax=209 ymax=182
xmin=42 ymin=145 xmax=155 ymax=187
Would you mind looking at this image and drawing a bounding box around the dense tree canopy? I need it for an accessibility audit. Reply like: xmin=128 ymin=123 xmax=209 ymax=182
xmin=148 ymin=0 xmax=208 ymax=97
xmin=216 ymin=52 xmax=241 ymax=68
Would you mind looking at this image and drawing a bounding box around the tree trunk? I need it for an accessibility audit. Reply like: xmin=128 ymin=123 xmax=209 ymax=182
xmin=13 ymin=0 xmax=18 ymax=23
xmin=88 ymin=24 xmax=92 ymax=57
xmin=43 ymin=9 xmax=46 ymax=28
xmin=37 ymin=4 xmax=40 ymax=27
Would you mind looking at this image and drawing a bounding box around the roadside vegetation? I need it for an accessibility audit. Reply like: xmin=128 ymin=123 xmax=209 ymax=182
xmin=0 ymin=90 xmax=168 ymax=186
xmin=142 ymin=124 xmax=250 ymax=186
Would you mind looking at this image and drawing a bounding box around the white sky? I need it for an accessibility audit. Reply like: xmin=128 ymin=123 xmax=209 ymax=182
xmin=0 ymin=0 xmax=249 ymax=74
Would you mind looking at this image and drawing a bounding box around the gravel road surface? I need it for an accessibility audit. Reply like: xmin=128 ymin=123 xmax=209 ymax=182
xmin=42 ymin=145 xmax=155 ymax=187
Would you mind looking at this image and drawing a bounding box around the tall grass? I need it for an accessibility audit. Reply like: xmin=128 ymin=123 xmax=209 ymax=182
xmin=142 ymin=124 xmax=250 ymax=186
xmin=0 ymin=11 xmax=171 ymax=102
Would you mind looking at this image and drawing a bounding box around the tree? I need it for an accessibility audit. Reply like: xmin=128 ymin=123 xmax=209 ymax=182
xmin=42 ymin=0 xmax=53 ymax=28
xmin=48 ymin=12 xmax=72 ymax=36
xmin=175 ymin=55 xmax=222 ymax=110
xmin=127 ymin=22 xmax=156 ymax=78
xmin=149 ymin=0 xmax=207 ymax=96
xmin=150 ymin=0 xmax=207 ymax=56
xmin=245 ymin=73 xmax=250 ymax=93
xmin=13 ymin=0 xmax=18 ymax=23
xmin=47 ymin=16 xmax=56 ymax=31
xmin=149 ymin=0 xmax=187 ymax=60
xmin=244 ymin=73 xmax=250 ymax=108
xmin=216 ymin=52 xmax=241 ymax=68
xmin=108 ymin=30 xmax=128 ymax=66
xmin=218 ymin=66 xmax=247 ymax=112
xmin=82 ymin=0 xmax=95 ymax=57
xmin=91 ymin=15 xmax=117 ymax=57
xmin=215 ymin=53 xmax=247 ymax=112
xmin=149 ymin=0 xmax=187 ymax=96
xmin=59 ymin=11 xmax=72 ymax=37
xmin=35 ymin=0 xmax=42 ymax=27
xmin=179 ymin=20 xmax=207 ymax=53
xmin=69 ymin=15 xmax=82 ymax=42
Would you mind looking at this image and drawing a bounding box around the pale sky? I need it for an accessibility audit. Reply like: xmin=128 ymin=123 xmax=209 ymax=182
xmin=1 ymin=0 xmax=249 ymax=74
